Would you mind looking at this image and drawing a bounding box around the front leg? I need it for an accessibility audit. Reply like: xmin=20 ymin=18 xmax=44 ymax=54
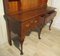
xmin=38 ymin=28 xmax=42 ymax=39
xmin=7 ymin=27 xmax=12 ymax=45
xmin=49 ymin=19 xmax=53 ymax=30
xmin=6 ymin=19 xmax=12 ymax=46
xmin=19 ymin=30 xmax=25 ymax=55
xmin=20 ymin=41 xmax=24 ymax=55
xmin=38 ymin=25 xmax=44 ymax=39
xmin=19 ymin=35 xmax=25 ymax=55
xmin=19 ymin=32 xmax=25 ymax=55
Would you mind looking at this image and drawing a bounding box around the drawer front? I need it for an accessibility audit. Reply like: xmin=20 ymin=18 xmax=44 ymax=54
xmin=41 ymin=11 xmax=57 ymax=24
xmin=45 ymin=11 xmax=57 ymax=23
xmin=31 ymin=16 xmax=44 ymax=29
xmin=21 ymin=19 xmax=31 ymax=33
xmin=31 ymin=17 xmax=39 ymax=28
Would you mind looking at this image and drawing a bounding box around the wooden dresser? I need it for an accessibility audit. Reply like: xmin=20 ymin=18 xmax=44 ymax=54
xmin=3 ymin=0 xmax=57 ymax=55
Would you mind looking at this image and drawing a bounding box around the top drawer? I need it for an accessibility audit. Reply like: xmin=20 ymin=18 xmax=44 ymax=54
xmin=41 ymin=11 xmax=57 ymax=24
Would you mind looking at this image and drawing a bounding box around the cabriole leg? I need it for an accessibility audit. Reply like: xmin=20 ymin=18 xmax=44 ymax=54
xmin=19 ymin=34 xmax=25 ymax=55
xmin=49 ymin=19 xmax=53 ymax=30
xmin=20 ymin=41 xmax=23 ymax=55
xmin=38 ymin=25 xmax=43 ymax=39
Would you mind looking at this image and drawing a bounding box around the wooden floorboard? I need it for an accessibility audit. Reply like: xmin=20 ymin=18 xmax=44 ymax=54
xmin=0 ymin=26 xmax=60 ymax=56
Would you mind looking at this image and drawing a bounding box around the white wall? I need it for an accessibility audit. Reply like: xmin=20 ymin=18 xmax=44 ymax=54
xmin=47 ymin=0 xmax=60 ymax=30
xmin=0 ymin=0 xmax=8 ymax=45
xmin=52 ymin=0 xmax=60 ymax=29
xmin=48 ymin=0 xmax=52 ymax=6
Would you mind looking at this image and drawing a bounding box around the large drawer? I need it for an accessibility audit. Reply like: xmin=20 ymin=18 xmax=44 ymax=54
xmin=41 ymin=11 xmax=57 ymax=24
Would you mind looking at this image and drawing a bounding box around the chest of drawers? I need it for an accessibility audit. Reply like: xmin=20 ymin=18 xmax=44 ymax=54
xmin=4 ymin=7 xmax=56 ymax=54
xmin=3 ymin=0 xmax=57 ymax=55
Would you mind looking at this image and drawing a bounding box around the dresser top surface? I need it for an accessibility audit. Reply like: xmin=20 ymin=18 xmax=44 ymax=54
xmin=4 ymin=7 xmax=56 ymax=22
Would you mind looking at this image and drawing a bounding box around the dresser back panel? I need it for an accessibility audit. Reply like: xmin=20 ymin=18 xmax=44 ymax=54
xmin=21 ymin=0 xmax=41 ymax=11
xmin=3 ymin=0 xmax=48 ymax=14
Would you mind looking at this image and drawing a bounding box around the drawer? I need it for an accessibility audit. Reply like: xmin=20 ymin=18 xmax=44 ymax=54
xmin=31 ymin=16 xmax=44 ymax=29
xmin=21 ymin=19 xmax=32 ymax=33
xmin=31 ymin=17 xmax=39 ymax=28
xmin=41 ymin=11 xmax=57 ymax=24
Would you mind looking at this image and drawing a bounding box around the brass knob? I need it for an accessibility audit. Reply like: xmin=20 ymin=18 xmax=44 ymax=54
xmin=34 ymin=20 xmax=37 ymax=23
xmin=26 ymin=24 xmax=30 ymax=27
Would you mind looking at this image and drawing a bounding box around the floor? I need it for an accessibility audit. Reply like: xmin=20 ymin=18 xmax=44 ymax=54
xmin=0 ymin=26 xmax=60 ymax=56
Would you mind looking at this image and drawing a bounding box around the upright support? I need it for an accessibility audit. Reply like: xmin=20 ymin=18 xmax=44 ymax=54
xmin=7 ymin=22 xmax=12 ymax=45
xmin=20 ymin=41 xmax=24 ymax=55
xmin=38 ymin=25 xmax=44 ymax=39
xmin=19 ymin=31 xmax=25 ymax=55
xmin=4 ymin=16 xmax=12 ymax=45
xmin=49 ymin=19 xmax=53 ymax=30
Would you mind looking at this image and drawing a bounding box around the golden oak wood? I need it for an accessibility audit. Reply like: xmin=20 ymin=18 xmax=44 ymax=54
xmin=3 ymin=0 xmax=57 ymax=55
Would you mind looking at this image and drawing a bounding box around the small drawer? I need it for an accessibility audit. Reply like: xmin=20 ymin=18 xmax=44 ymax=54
xmin=21 ymin=19 xmax=31 ymax=32
xmin=31 ymin=18 xmax=39 ymax=29
xmin=33 ymin=17 xmax=40 ymax=25
xmin=41 ymin=11 xmax=57 ymax=24
xmin=30 ymin=16 xmax=44 ymax=29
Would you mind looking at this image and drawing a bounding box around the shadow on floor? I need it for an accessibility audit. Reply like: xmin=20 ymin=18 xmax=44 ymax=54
xmin=12 ymin=27 xmax=40 ymax=51
xmin=12 ymin=36 xmax=20 ymax=50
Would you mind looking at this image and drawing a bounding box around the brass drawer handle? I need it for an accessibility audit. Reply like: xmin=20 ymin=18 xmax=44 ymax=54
xmin=25 ymin=24 xmax=30 ymax=27
xmin=34 ymin=20 xmax=38 ymax=23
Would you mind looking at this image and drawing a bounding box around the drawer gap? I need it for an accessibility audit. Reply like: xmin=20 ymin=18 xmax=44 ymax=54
xmin=47 ymin=11 xmax=55 ymax=14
